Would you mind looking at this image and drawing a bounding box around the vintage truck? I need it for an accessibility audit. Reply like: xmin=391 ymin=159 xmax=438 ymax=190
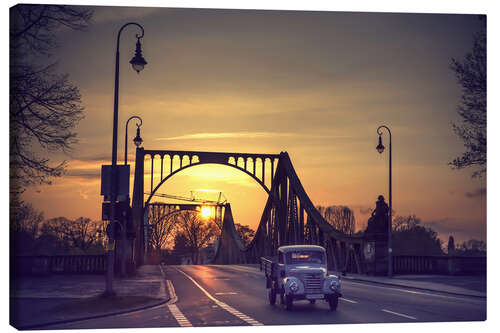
xmin=260 ymin=245 xmax=342 ymax=311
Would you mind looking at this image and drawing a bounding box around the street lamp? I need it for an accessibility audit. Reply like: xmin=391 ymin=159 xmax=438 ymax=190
xmin=376 ymin=125 xmax=392 ymax=277
xmin=106 ymin=22 xmax=147 ymax=295
xmin=125 ymin=116 xmax=143 ymax=165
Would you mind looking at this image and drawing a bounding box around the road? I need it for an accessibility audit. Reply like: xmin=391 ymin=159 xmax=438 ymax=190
xmin=46 ymin=264 xmax=486 ymax=329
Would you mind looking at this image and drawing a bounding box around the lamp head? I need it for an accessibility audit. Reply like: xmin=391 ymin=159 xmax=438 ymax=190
xmin=130 ymin=38 xmax=147 ymax=73
xmin=133 ymin=126 xmax=143 ymax=147
xmin=376 ymin=135 xmax=385 ymax=154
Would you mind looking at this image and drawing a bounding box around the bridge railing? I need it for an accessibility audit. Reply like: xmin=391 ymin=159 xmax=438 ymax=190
xmin=12 ymin=255 xmax=107 ymax=275
xmin=393 ymin=255 xmax=486 ymax=275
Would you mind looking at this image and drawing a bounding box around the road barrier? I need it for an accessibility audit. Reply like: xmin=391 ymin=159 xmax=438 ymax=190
xmin=12 ymin=255 xmax=107 ymax=275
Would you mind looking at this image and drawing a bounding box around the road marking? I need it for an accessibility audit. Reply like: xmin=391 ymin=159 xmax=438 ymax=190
xmin=175 ymin=267 xmax=263 ymax=326
xmin=381 ymin=309 xmax=417 ymax=320
xmin=215 ymin=292 xmax=238 ymax=295
xmin=164 ymin=277 xmax=192 ymax=326
xmin=165 ymin=280 xmax=179 ymax=304
xmin=168 ymin=304 xmax=193 ymax=327
xmin=339 ymin=297 xmax=358 ymax=304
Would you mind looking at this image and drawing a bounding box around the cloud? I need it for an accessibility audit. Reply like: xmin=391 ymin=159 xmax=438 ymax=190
xmin=91 ymin=6 xmax=161 ymax=24
xmin=155 ymin=132 xmax=297 ymax=141
xmin=155 ymin=132 xmax=352 ymax=141
xmin=422 ymin=218 xmax=486 ymax=243
xmin=465 ymin=188 xmax=486 ymax=199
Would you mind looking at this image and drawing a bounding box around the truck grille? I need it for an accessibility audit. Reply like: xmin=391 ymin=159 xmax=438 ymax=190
xmin=303 ymin=273 xmax=322 ymax=294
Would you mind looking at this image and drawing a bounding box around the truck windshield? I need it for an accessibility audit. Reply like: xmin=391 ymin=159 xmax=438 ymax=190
xmin=285 ymin=251 xmax=325 ymax=264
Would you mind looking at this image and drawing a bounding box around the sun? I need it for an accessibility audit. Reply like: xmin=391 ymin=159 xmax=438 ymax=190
xmin=201 ymin=206 xmax=212 ymax=218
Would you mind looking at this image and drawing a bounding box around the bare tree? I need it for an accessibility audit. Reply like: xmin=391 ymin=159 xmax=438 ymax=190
xmin=235 ymin=223 xmax=255 ymax=246
xmin=10 ymin=5 xmax=93 ymax=193
xmin=148 ymin=204 xmax=179 ymax=251
xmin=449 ymin=16 xmax=486 ymax=178
xmin=174 ymin=211 xmax=218 ymax=264
xmin=41 ymin=216 xmax=100 ymax=253
xmin=10 ymin=202 xmax=44 ymax=238
xmin=317 ymin=205 xmax=355 ymax=235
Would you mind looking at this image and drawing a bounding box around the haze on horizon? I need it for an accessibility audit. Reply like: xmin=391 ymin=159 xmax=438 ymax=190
xmin=21 ymin=6 xmax=486 ymax=244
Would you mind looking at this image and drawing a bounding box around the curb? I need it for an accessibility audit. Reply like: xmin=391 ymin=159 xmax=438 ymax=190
xmin=340 ymin=276 xmax=486 ymax=299
xmin=16 ymin=265 xmax=171 ymax=330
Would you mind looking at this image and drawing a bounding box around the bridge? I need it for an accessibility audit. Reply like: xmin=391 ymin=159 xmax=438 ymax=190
xmin=128 ymin=148 xmax=382 ymax=275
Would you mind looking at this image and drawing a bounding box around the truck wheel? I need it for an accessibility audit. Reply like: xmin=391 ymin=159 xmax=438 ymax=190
xmin=309 ymin=299 xmax=316 ymax=305
xmin=285 ymin=295 xmax=293 ymax=311
xmin=268 ymin=288 xmax=277 ymax=305
xmin=328 ymin=295 xmax=339 ymax=311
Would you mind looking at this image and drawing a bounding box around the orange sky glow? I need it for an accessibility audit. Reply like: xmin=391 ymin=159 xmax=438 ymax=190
xmin=20 ymin=6 xmax=486 ymax=244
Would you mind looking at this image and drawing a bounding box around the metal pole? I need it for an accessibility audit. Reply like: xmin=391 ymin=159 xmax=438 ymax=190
xmin=377 ymin=125 xmax=393 ymax=277
xmin=388 ymin=130 xmax=392 ymax=277
xmin=107 ymin=23 xmax=145 ymax=290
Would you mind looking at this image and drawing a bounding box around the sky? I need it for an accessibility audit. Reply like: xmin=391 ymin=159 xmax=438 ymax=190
xmin=17 ymin=4 xmax=487 ymax=244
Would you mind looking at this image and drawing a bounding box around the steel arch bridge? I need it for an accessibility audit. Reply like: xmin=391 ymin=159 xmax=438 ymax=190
xmin=131 ymin=148 xmax=370 ymax=274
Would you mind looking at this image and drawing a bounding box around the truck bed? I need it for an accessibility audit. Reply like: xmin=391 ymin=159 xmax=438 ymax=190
xmin=260 ymin=256 xmax=278 ymax=279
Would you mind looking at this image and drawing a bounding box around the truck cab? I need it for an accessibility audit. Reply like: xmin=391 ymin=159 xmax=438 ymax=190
xmin=261 ymin=245 xmax=342 ymax=311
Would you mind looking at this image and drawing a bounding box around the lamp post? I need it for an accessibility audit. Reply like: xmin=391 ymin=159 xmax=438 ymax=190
xmin=125 ymin=116 xmax=143 ymax=165
xmin=376 ymin=125 xmax=392 ymax=277
xmin=106 ymin=22 xmax=147 ymax=294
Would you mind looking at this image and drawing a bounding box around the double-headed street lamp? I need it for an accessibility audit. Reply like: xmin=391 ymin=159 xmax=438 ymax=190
xmin=106 ymin=22 xmax=147 ymax=295
xmin=376 ymin=125 xmax=392 ymax=277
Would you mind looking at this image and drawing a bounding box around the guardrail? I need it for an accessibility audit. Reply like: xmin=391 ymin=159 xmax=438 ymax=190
xmin=393 ymin=255 xmax=486 ymax=275
xmin=12 ymin=255 xmax=107 ymax=275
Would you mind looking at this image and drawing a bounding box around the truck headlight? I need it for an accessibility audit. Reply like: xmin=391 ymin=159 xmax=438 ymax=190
xmin=329 ymin=280 xmax=339 ymax=291
xmin=289 ymin=281 xmax=299 ymax=293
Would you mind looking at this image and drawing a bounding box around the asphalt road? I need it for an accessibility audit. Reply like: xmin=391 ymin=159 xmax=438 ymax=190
xmin=46 ymin=264 xmax=486 ymax=329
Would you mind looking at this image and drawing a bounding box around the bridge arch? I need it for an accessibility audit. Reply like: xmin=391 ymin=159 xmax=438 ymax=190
xmin=145 ymin=161 xmax=271 ymax=206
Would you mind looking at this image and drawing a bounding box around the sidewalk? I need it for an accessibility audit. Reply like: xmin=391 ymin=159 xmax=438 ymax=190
xmin=10 ymin=265 xmax=169 ymax=329
xmin=333 ymin=272 xmax=486 ymax=298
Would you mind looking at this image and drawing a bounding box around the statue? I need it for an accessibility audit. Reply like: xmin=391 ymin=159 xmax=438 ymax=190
xmin=365 ymin=195 xmax=389 ymax=235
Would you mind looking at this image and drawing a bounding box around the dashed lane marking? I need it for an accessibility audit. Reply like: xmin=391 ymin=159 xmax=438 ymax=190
xmin=168 ymin=304 xmax=193 ymax=327
xmin=175 ymin=267 xmax=264 ymax=326
xmin=215 ymin=292 xmax=238 ymax=295
xmin=339 ymin=297 xmax=358 ymax=304
xmin=381 ymin=309 xmax=417 ymax=320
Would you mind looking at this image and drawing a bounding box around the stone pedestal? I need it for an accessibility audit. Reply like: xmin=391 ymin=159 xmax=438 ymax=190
xmin=363 ymin=233 xmax=388 ymax=276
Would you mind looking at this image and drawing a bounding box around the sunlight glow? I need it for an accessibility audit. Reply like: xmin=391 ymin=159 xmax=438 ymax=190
xmin=201 ymin=206 xmax=212 ymax=218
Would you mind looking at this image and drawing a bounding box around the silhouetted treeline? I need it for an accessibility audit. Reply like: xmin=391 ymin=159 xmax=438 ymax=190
xmin=447 ymin=237 xmax=486 ymax=257
xmin=391 ymin=215 xmax=443 ymax=256
xmin=10 ymin=202 xmax=106 ymax=256
xmin=317 ymin=205 xmax=355 ymax=235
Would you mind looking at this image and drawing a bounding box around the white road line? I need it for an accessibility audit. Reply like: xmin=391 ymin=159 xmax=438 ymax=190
xmin=166 ymin=280 xmax=178 ymax=304
xmin=167 ymin=304 xmax=193 ymax=327
xmin=339 ymin=297 xmax=358 ymax=304
xmin=215 ymin=292 xmax=238 ymax=295
xmin=381 ymin=309 xmax=417 ymax=320
xmin=163 ymin=278 xmax=192 ymax=327
xmin=175 ymin=267 xmax=264 ymax=326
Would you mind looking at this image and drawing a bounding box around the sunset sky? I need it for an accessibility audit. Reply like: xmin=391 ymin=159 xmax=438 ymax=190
xmin=18 ymin=4 xmax=487 ymax=244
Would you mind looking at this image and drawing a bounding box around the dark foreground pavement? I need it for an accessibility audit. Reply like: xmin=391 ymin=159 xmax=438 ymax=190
xmin=38 ymin=264 xmax=486 ymax=330
xmin=10 ymin=265 xmax=169 ymax=329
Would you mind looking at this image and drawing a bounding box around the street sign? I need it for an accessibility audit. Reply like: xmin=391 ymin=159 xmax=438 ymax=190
xmin=100 ymin=165 xmax=130 ymax=197
xmin=102 ymin=201 xmax=129 ymax=221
